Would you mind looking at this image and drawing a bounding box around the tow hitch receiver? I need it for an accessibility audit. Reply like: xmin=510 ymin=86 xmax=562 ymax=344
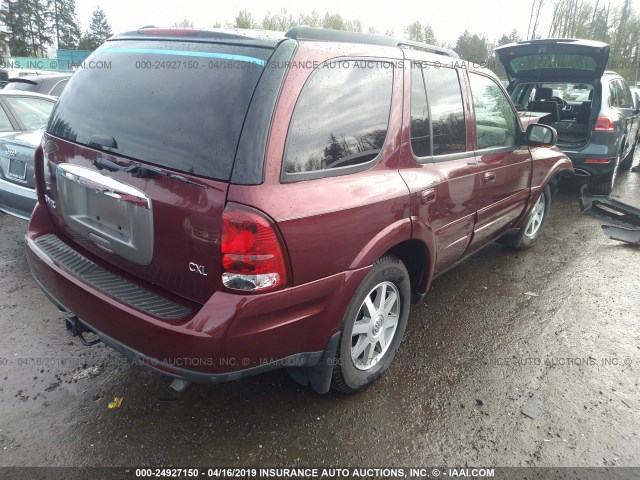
xmin=64 ymin=316 xmax=101 ymax=346
xmin=579 ymin=185 xmax=640 ymax=246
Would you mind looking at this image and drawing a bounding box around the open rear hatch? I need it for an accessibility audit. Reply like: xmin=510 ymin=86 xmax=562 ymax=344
xmin=41 ymin=33 xmax=277 ymax=305
xmin=494 ymin=38 xmax=610 ymax=82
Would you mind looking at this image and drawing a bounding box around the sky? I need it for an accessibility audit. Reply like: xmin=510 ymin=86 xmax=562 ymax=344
xmin=73 ymin=0 xmax=547 ymax=46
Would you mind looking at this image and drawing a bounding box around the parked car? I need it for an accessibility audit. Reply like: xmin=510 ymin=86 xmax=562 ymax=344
xmin=4 ymin=73 xmax=72 ymax=98
xmin=0 ymin=68 xmax=9 ymax=87
xmin=0 ymin=90 xmax=55 ymax=135
xmin=26 ymin=27 xmax=572 ymax=394
xmin=0 ymin=129 xmax=45 ymax=219
xmin=0 ymin=91 xmax=56 ymax=219
xmin=495 ymin=39 xmax=640 ymax=195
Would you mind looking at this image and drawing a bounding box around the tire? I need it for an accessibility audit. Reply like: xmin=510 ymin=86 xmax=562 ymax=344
xmin=331 ymin=255 xmax=411 ymax=394
xmin=619 ymin=142 xmax=636 ymax=171
xmin=499 ymin=185 xmax=551 ymax=250
xmin=588 ymin=150 xmax=620 ymax=195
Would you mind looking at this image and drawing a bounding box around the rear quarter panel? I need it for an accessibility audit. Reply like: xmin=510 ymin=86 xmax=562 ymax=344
xmin=227 ymin=42 xmax=411 ymax=287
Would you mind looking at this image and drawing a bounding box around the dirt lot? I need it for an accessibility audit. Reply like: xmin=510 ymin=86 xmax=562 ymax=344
xmin=0 ymin=168 xmax=639 ymax=469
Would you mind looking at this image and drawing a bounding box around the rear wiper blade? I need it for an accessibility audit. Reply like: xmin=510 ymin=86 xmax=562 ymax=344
xmin=94 ymin=157 xmax=125 ymax=172
xmin=127 ymin=162 xmax=209 ymax=189
xmin=93 ymin=158 xmax=209 ymax=189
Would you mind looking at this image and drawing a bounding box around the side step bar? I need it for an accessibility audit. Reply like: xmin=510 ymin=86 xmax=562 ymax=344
xmin=579 ymin=185 xmax=640 ymax=246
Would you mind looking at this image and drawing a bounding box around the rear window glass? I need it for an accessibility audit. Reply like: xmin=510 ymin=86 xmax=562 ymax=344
xmin=49 ymin=79 xmax=68 ymax=97
xmin=5 ymin=96 xmax=54 ymax=130
xmin=47 ymin=40 xmax=272 ymax=180
xmin=284 ymin=60 xmax=393 ymax=174
xmin=509 ymin=54 xmax=596 ymax=73
xmin=4 ymin=81 xmax=38 ymax=92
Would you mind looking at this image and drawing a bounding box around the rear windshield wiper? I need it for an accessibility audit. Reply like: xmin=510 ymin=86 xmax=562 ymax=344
xmin=93 ymin=158 xmax=209 ymax=189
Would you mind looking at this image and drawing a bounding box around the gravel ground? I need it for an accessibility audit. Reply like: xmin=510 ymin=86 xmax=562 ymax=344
xmin=0 ymin=165 xmax=639 ymax=469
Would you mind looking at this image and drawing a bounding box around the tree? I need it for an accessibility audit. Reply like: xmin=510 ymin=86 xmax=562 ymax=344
xmin=261 ymin=9 xmax=295 ymax=31
xmin=496 ymin=29 xmax=521 ymax=47
xmin=454 ymin=30 xmax=491 ymax=64
xmin=320 ymin=12 xmax=361 ymax=32
xmin=405 ymin=21 xmax=423 ymax=42
xmin=234 ymin=10 xmax=255 ymax=29
xmin=77 ymin=29 xmax=92 ymax=50
xmin=540 ymin=0 xmax=640 ymax=79
xmin=527 ymin=0 xmax=546 ymax=39
xmin=172 ymin=19 xmax=194 ymax=29
xmin=404 ymin=21 xmax=437 ymax=45
xmin=298 ymin=11 xmax=321 ymax=28
xmin=492 ymin=29 xmax=522 ymax=79
xmin=88 ymin=6 xmax=111 ymax=48
xmin=423 ymin=25 xmax=437 ymax=45
xmin=52 ymin=0 xmax=80 ymax=49
xmin=0 ymin=0 xmax=31 ymax=56
xmin=27 ymin=0 xmax=53 ymax=55
xmin=0 ymin=0 xmax=53 ymax=56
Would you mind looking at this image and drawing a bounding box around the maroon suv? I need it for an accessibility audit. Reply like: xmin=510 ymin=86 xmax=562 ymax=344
xmin=26 ymin=27 xmax=573 ymax=394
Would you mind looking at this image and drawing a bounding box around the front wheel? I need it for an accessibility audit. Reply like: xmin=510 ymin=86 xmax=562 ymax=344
xmin=331 ymin=255 xmax=411 ymax=394
xmin=499 ymin=185 xmax=551 ymax=250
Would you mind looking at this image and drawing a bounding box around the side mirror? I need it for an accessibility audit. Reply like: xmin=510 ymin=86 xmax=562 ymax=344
xmin=525 ymin=123 xmax=557 ymax=147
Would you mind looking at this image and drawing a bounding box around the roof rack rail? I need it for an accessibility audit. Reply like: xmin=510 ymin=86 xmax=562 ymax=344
xmin=285 ymin=26 xmax=459 ymax=58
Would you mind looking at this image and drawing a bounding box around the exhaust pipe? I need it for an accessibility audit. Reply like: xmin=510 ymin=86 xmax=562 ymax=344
xmin=65 ymin=316 xmax=101 ymax=346
xmin=574 ymin=168 xmax=591 ymax=177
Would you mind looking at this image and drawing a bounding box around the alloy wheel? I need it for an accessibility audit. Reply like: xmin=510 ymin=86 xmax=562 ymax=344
xmin=350 ymin=281 xmax=400 ymax=371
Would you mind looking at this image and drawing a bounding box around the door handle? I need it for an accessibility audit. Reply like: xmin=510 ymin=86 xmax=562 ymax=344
xmin=483 ymin=171 xmax=496 ymax=183
xmin=420 ymin=188 xmax=436 ymax=204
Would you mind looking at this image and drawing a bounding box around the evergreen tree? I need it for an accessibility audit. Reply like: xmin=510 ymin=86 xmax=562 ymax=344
xmin=0 ymin=0 xmax=53 ymax=56
xmin=52 ymin=0 xmax=79 ymax=49
xmin=88 ymin=6 xmax=111 ymax=48
xmin=234 ymin=10 xmax=255 ymax=29
xmin=0 ymin=0 xmax=31 ymax=56
xmin=78 ymin=29 xmax=93 ymax=50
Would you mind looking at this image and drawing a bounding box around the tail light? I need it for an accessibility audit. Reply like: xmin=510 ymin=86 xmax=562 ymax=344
xmin=221 ymin=203 xmax=289 ymax=292
xmin=584 ymin=158 xmax=611 ymax=163
xmin=594 ymin=117 xmax=615 ymax=132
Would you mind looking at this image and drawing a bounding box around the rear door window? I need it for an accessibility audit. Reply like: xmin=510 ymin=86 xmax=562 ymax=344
xmin=284 ymin=60 xmax=393 ymax=177
xmin=410 ymin=65 xmax=430 ymax=158
xmin=47 ymin=40 xmax=272 ymax=180
xmin=423 ymin=66 xmax=466 ymax=155
xmin=616 ymin=80 xmax=634 ymax=108
xmin=609 ymin=82 xmax=619 ymax=107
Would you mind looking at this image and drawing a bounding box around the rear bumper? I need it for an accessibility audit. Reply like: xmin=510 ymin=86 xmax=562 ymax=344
xmin=567 ymin=156 xmax=616 ymax=176
xmin=26 ymin=204 xmax=367 ymax=382
xmin=0 ymin=177 xmax=36 ymax=220
xmin=562 ymin=139 xmax=618 ymax=176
